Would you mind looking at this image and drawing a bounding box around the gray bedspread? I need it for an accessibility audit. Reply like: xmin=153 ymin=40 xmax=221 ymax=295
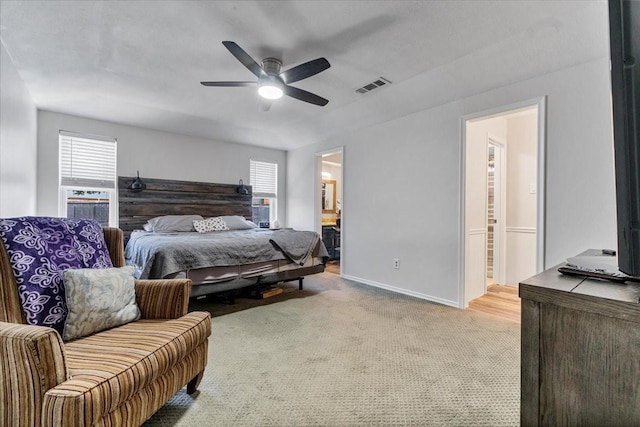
xmin=125 ymin=228 xmax=328 ymax=279
xmin=269 ymin=229 xmax=322 ymax=266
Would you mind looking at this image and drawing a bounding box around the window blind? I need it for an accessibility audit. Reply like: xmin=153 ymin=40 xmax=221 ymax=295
xmin=250 ymin=160 xmax=277 ymax=198
xmin=59 ymin=131 xmax=116 ymax=189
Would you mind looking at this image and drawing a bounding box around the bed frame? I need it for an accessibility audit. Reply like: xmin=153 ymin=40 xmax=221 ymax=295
xmin=118 ymin=176 xmax=325 ymax=297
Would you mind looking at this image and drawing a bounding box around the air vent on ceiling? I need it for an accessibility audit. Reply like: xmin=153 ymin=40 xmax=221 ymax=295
xmin=356 ymin=77 xmax=392 ymax=94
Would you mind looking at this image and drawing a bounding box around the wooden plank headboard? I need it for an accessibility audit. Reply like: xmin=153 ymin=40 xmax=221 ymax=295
xmin=118 ymin=176 xmax=252 ymax=237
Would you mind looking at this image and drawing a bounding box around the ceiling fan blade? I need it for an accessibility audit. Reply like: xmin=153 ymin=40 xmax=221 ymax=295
xmin=201 ymin=81 xmax=256 ymax=87
xmin=222 ymin=41 xmax=265 ymax=79
xmin=279 ymin=58 xmax=330 ymax=84
xmin=283 ymin=85 xmax=329 ymax=106
xmin=257 ymin=98 xmax=272 ymax=112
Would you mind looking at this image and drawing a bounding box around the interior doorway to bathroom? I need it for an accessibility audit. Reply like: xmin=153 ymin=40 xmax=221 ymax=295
xmin=318 ymin=149 xmax=343 ymax=275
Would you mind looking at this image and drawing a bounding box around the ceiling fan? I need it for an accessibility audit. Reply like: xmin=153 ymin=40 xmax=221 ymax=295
xmin=201 ymin=41 xmax=330 ymax=111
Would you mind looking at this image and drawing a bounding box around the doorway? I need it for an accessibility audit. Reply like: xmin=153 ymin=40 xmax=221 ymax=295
xmin=486 ymin=137 xmax=506 ymax=287
xmin=462 ymin=99 xmax=545 ymax=308
xmin=317 ymin=149 xmax=343 ymax=275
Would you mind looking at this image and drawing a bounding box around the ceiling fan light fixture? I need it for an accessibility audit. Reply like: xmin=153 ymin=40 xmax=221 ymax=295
xmin=201 ymin=41 xmax=330 ymax=107
xmin=258 ymin=80 xmax=283 ymax=100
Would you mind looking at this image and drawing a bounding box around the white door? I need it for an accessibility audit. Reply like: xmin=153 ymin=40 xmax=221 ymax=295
xmin=487 ymin=137 xmax=506 ymax=285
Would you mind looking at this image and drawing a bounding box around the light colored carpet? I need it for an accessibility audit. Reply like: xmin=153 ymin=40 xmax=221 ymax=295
xmin=144 ymin=273 xmax=520 ymax=426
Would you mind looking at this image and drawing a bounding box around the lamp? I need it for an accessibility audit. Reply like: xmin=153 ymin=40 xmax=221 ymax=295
xmin=258 ymin=80 xmax=283 ymax=100
xmin=236 ymin=179 xmax=249 ymax=195
xmin=130 ymin=171 xmax=145 ymax=192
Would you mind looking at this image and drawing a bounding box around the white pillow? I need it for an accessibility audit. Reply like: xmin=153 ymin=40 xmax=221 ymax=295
xmin=221 ymin=215 xmax=258 ymax=230
xmin=193 ymin=217 xmax=229 ymax=233
xmin=144 ymin=215 xmax=203 ymax=232
xmin=62 ymin=266 xmax=141 ymax=341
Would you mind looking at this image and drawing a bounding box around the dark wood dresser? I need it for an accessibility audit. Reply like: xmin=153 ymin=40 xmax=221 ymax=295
xmin=519 ymin=253 xmax=640 ymax=426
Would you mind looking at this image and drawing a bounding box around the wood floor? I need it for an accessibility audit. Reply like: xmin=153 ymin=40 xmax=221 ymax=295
xmin=325 ymin=261 xmax=340 ymax=275
xmin=468 ymin=284 xmax=521 ymax=323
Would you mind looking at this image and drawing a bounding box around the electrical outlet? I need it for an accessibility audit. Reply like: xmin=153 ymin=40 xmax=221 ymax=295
xmin=393 ymin=258 xmax=400 ymax=269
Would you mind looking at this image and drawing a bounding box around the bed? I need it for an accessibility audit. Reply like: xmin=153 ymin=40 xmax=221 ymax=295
xmin=119 ymin=176 xmax=328 ymax=298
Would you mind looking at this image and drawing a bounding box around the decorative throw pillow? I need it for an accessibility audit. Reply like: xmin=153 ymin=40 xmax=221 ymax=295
xmin=193 ymin=217 xmax=229 ymax=233
xmin=144 ymin=215 xmax=203 ymax=232
xmin=62 ymin=266 xmax=140 ymax=341
xmin=0 ymin=217 xmax=113 ymax=334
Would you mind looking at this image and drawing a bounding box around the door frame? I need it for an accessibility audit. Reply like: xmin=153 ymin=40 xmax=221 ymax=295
xmin=459 ymin=96 xmax=546 ymax=308
xmin=487 ymin=135 xmax=507 ymax=286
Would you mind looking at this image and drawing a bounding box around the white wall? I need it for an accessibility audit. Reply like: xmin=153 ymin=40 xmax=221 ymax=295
xmin=463 ymin=59 xmax=616 ymax=267
xmin=505 ymin=113 xmax=538 ymax=285
xmin=0 ymin=42 xmax=38 ymax=217
xmin=290 ymin=102 xmax=463 ymax=306
xmin=36 ymin=111 xmax=287 ymax=223
xmin=287 ymin=57 xmax=616 ymax=307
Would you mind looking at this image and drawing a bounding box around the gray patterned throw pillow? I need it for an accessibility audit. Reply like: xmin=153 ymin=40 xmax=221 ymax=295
xmin=62 ymin=266 xmax=140 ymax=341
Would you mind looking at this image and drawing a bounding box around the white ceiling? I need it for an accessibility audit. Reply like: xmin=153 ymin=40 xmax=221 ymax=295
xmin=0 ymin=1 xmax=609 ymax=151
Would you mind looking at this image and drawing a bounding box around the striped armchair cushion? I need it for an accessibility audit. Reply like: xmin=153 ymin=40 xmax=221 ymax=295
xmin=43 ymin=312 xmax=210 ymax=425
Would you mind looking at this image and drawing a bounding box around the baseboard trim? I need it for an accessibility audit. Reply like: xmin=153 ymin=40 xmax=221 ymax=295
xmin=341 ymin=274 xmax=459 ymax=308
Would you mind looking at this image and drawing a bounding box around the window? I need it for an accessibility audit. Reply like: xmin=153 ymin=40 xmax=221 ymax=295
xmin=250 ymin=160 xmax=277 ymax=226
xmin=58 ymin=131 xmax=117 ymax=227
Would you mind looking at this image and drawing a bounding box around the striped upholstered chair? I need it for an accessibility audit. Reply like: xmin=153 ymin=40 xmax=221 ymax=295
xmin=0 ymin=224 xmax=211 ymax=427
